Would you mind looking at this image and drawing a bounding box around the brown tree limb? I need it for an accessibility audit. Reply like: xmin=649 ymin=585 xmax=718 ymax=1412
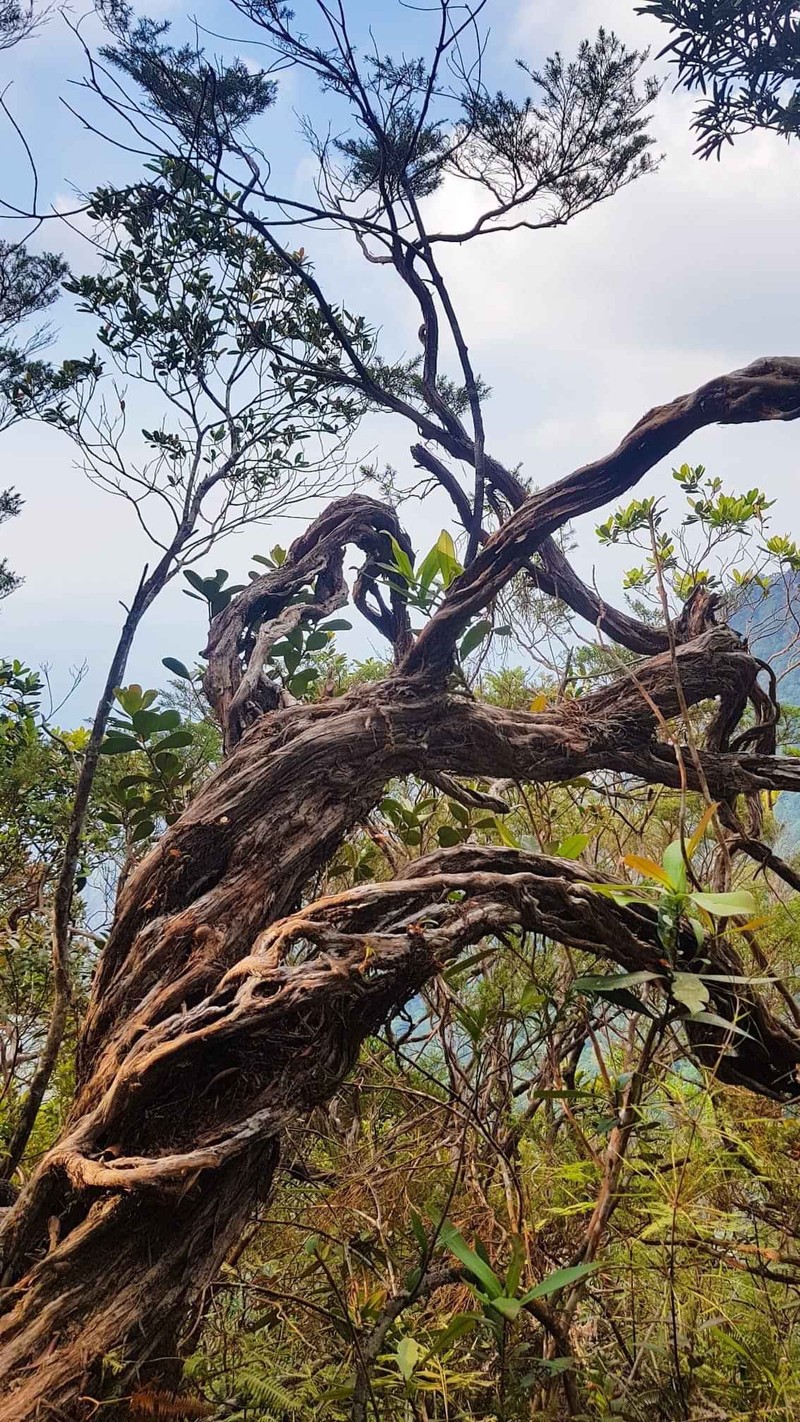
xmin=203 ymin=494 xmax=414 ymax=748
xmin=405 ymin=357 xmax=800 ymax=676
xmin=60 ymin=624 xmax=789 ymax=1097
xmin=411 ymin=440 xmax=671 ymax=656
xmin=1 ymin=361 xmax=799 ymax=1413
xmin=2 ymin=843 xmax=796 ymax=1413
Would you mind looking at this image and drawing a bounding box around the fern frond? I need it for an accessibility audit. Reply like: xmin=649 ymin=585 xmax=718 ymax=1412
xmin=130 ymin=1390 xmax=214 ymax=1420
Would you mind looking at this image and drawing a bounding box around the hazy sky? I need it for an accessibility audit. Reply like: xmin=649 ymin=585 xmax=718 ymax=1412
xmin=3 ymin=0 xmax=799 ymax=719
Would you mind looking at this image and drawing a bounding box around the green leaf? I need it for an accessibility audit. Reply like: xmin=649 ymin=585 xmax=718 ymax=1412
xmin=437 ymin=825 xmax=463 ymax=848
xmin=691 ymin=889 xmax=757 ymax=917
xmin=520 ymin=1262 xmax=598 ymax=1303
xmin=131 ymin=709 xmax=170 ymax=738
xmin=662 ymin=839 xmax=688 ymax=892
xmin=183 ymin=568 xmax=209 ymax=595
xmin=657 ymin=897 xmax=680 ymax=954
xmin=490 ymin=1296 xmax=522 ymax=1322
xmin=115 ymin=773 xmax=147 ymax=796
xmin=438 ymin=1221 xmax=502 ymax=1299
xmin=573 ymin=971 xmax=662 ymax=993
xmin=495 ymin=819 xmax=520 ymax=849
xmin=670 ymin=972 xmax=710 ymax=1015
xmin=698 ymin=973 xmax=778 ymax=984
xmin=435 ymin=528 xmax=457 ymax=563
xmin=434 ymin=529 xmax=462 ymax=589
xmin=161 ymin=657 xmax=193 ymax=681
xmin=380 ymin=797 xmax=404 ymax=826
xmin=319 ymin=619 xmax=352 ymax=632
xmin=388 ymin=535 xmax=415 ymax=584
xmin=505 ymin=1235 xmax=525 ymax=1298
xmin=114 ymin=684 xmax=145 ymax=716
xmin=153 ymin=730 xmax=193 ymax=751
xmin=130 ymin=803 xmax=158 ymax=826
xmin=428 ymin=1313 xmax=480 ymax=1356
xmin=685 ymin=1010 xmax=753 ymax=1040
xmin=459 ymin=619 xmax=492 ymax=661
xmin=156 ymin=709 xmax=181 ymax=731
xmin=573 ymin=975 xmax=659 ymax=1018
xmin=100 ymin=734 xmax=141 ymax=755
xmin=152 ymin=751 xmax=181 ymax=774
xmin=288 ymin=667 xmax=319 ymax=698
xmin=556 ymin=832 xmax=591 ymax=859
xmin=581 ymin=882 xmax=653 ymax=905
xmin=396 ymin=1336 xmax=422 ymax=1381
xmin=410 ymin=1209 xmax=428 ymax=1257
xmin=416 ymin=543 xmax=442 ymax=592
xmin=520 ymin=981 xmax=544 ymax=1012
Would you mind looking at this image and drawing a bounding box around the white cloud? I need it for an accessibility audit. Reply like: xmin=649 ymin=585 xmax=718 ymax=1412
xmin=4 ymin=0 xmax=800 ymax=711
xmin=416 ymin=0 xmax=800 ymax=562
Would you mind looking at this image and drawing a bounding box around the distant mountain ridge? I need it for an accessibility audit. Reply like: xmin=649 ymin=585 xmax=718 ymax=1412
xmin=732 ymin=572 xmax=800 ymax=849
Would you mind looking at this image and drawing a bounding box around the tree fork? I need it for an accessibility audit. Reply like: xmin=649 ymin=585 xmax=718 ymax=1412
xmin=3 ymin=351 xmax=800 ymax=1413
xmin=1 ymin=623 xmax=800 ymax=1412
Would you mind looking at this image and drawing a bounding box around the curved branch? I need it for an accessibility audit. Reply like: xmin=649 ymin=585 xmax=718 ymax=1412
xmin=203 ymin=493 xmax=414 ymax=747
xmin=18 ymin=846 xmax=800 ymax=1217
xmin=411 ymin=440 xmax=670 ymax=655
xmin=405 ymin=357 xmax=800 ymax=676
xmin=73 ymin=622 xmax=777 ymax=1084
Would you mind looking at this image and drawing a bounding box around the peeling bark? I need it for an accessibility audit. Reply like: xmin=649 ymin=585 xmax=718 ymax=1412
xmin=2 ymin=361 xmax=800 ymax=1417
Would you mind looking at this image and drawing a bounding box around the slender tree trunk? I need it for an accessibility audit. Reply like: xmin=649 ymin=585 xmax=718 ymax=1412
xmin=2 ymin=557 xmax=176 ymax=1180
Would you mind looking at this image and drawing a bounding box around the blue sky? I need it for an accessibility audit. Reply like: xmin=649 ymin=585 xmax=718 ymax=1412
xmin=3 ymin=0 xmax=800 ymax=720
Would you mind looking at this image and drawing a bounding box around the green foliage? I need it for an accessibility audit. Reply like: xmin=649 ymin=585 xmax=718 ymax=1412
xmin=640 ymin=2 xmax=800 ymax=157
xmin=98 ymin=683 xmax=214 ymax=842
xmin=0 ymin=487 xmax=23 ymax=601
xmin=765 ymin=533 xmax=800 ymax=573
xmin=0 ymin=2 xmax=797 ymax=1409
xmin=98 ymin=6 xmax=277 ymax=152
xmin=182 ymin=568 xmax=245 ymax=620
xmin=380 ymin=529 xmax=512 ymax=668
xmin=56 ymin=169 xmax=363 ymax=501
xmin=4 ymin=628 xmax=800 ymax=1415
xmin=379 ymin=529 xmax=459 ymax=614
xmin=596 ymin=464 xmax=792 ymax=616
xmin=459 ymin=28 xmax=659 ymax=213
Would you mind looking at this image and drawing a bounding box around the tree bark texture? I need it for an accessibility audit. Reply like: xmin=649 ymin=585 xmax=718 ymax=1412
xmin=2 ymin=360 xmax=800 ymax=1416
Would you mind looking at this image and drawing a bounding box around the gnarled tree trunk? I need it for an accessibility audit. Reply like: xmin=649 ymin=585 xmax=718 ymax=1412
xmin=2 ymin=361 xmax=800 ymax=1417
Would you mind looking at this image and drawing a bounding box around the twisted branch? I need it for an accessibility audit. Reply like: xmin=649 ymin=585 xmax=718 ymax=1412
xmin=203 ymin=494 xmax=414 ymax=748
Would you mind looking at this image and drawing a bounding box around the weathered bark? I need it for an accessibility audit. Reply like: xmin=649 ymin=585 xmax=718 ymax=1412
xmin=1 ymin=626 xmax=800 ymax=1415
xmin=2 ymin=359 xmax=800 ymax=1416
xmin=203 ymin=495 xmax=414 ymax=749
xmin=1 ymin=842 xmax=797 ymax=1414
xmin=405 ymin=357 xmax=800 ymax=673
